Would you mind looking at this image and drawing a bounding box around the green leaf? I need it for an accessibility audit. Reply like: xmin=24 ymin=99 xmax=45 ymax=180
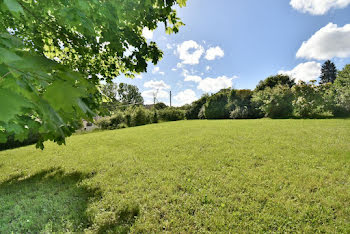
xmin=0 ymin=0 xmax=186 ymax=148
xmin=3 ymin=0 xmax=24 ymax=16
xmin=0 ymin=64 xmax=9 ymax=77
xmin=43 ymin=80 xmax=86 ymax=112
xmin=0 ymin=130 xmax=7 ymax=143
xmin=0 ymin=88 xmax=31 ymax=122
xmin=177 ymin=0 xmax=187 ymax=7
xmin=0 ymin=48 xmax=22 ymax=64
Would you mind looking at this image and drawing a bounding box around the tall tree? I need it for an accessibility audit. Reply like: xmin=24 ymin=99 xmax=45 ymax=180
xmin=320 ymin=60 xmax=337 ymax=84
xmin=0 ymin=0 xmax=186 ymax=148
xmin=100 ymin=83 xmax=144 ymax=114
xmin=100 ymin=83 xmax=119 ymax=114
xmin=117 ymin=83 xmax=144 ymax=105
xmin=333 ymin=64 xmax=350 ymax=113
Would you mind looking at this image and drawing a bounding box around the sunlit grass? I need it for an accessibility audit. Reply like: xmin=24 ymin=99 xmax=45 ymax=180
xmin=1 ymin=119 xmax=350 ymax=232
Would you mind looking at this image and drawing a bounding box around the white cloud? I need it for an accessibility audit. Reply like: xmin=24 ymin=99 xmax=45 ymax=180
xmin=171 ymin=68 xmax=177 ymax=71
xmin=177 ymin=40 xmax=204 ymax=65
xmin=279 ymin=62 xmax=321 ymax=82
xmin=135 ymin=74 xmax=143 ymax=79
xmin=197 ymin=76 xmax=236 ymax=93
xmin=142 ymin=27 xmax=153 ymax=40
xmin=152 ymin=66 xmax=165 ymax=75
xmin=205 ymin=46 xmax=225 ymax=60
xmin=142 ymin=80 xmax=170 ymax=104
xmin=174 ymin=89 xmax=198 ymax=106
xmin=184 ymin=75 xmax=202 ymax=83
xmin=296 ymin=23 xmax=350 ymax=60
xmin=152 ymin=67 xmax=160 ymax=74
xmin=177 ymin=63 xmax=183 ymax=68
xmin=166 ymin=43 xmax=173 ymax=50
xmin=142 ymin=89 xmax=169 ymax=104
xmin=290 ymin=0 xmax=350 ymax=15
xmin=184 ymin=74 xmax=237 ymax=93
xmin=181 ymin=68 xmax=190 ymax=77
xmin=206 ymin=66 xmax=211 ymax=71
xmin=142 ymin=90 xmax=169 ymax=99
xmin=144 ymin=80 xmax=170 ymax=90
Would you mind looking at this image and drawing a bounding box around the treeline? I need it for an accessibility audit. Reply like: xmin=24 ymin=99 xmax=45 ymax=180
xmin=2 ymin=62 xmax=349 ymax=150
xmin=96 ymin=105 xmax=186 ymax=130
xmin=186 ymin=62 xmax=350 ymax=119
xmin=96 ymin=61 xmax=350 ymax=131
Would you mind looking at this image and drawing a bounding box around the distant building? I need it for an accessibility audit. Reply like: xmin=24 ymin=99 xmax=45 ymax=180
xmin=81 ymin=116 xmax=101 ymax=131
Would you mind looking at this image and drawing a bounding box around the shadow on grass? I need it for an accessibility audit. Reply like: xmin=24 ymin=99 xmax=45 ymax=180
xmin=0 ymin=168 xmax=139 ymax=233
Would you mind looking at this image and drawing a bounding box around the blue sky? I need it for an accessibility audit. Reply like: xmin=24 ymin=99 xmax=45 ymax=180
xmin=116 ymin=0 xmax=350 ymax=106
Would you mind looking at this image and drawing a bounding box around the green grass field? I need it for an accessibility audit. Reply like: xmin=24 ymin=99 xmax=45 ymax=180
xmin=1 ymin=119 xmax=350 ymax=233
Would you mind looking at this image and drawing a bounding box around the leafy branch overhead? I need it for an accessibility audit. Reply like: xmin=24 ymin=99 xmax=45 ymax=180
xmin=0 ymin=0 xmax=187 ymax=148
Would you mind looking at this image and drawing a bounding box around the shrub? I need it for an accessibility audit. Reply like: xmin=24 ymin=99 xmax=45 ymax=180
xmin=117 ymin=123 xmax=128 ymax=129
xmin=96 ymin=107 xmax=154 ymax=129
xmin=204 ymin=91 xmax=230 ymax=119
xmin=152 ymin=111 xmax=158 ymax=123
xmin=158 ymin=108 xmax=186 ymax=122
xmin=230 ymin=106 xmax=250 ymax=119
xmin=198 ymin=105 xmax=206 ymax=119
xmin=292 ymin=82 xmax=326 ymax=118
xmin=186 ymin=94 xmax=209 ymax=120
xmin=131 ymin=107 xmax=152 ymax=126
xmin=228 ymin=89 xmax=263 ymax=119
xmin=228 ymin=89 xmax=253 ymax=107
xmin=109 ymin=112 xmax=125 ymax=129
xmin=124 ymin=112 xmax=132 ymax=127
xmin=252 ymin=85 xmax=294 ymax=118
xmin=95 ymin=112 xmax=126 ymax=130
xmin=95 ymin=117 xmax=112 ymax=130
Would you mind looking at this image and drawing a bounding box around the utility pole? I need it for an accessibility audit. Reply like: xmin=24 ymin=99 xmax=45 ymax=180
xmin=170 ymin=91 xmax=172 ymax=107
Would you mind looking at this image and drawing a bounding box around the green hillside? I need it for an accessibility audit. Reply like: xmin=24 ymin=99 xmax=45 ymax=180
xmin=1 ymin=119 xmax=350 ymax=233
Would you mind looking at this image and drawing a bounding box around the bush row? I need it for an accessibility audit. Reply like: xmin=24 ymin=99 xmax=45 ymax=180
xmin=184 ymin=66 xmax=350 ymax=120
xmin=96 ymin=107 xmax=186 ymax=130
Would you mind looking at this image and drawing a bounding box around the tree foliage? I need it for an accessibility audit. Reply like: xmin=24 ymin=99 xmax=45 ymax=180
xmin=116 ymin=83 xmax=144 ymax=105
xmin=333 ymin=64 xmax=350 ymax=114
xmin=185 ymin=94 xmax=209 ymax=119
xmin=100 ymin=83 xmax=119 ymax=104
xmin=228 ymin=89 xmax=262 ymax=119
xmin=0 ymin=0 xmax=186 ymax=148
xmin=255 ymin=74 xmax=295 ymax=91
xmin=154 ymin=102 xmax=168 ymax=110
xmin=100 ymin=82 xmax=144 ymax=114
xmin=252 ymin=85 xmax=294 ymax=118
xmin=158 ymin=107 xmax=186 ymax=121
xmin=320 ymin=60 xmax=337 ymax=84
xmin=292 ymin=81 xmax=326 ymax=118
xmin=204 ymin=89 xmax=230 ymax=119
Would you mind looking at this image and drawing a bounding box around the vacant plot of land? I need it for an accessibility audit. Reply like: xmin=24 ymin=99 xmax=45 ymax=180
xmin=0 ymin=119 xmax=350 ymax=232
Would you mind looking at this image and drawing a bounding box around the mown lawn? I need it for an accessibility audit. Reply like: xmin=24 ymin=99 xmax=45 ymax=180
xmin=0 ymin=119 xmax=350 ymax=233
